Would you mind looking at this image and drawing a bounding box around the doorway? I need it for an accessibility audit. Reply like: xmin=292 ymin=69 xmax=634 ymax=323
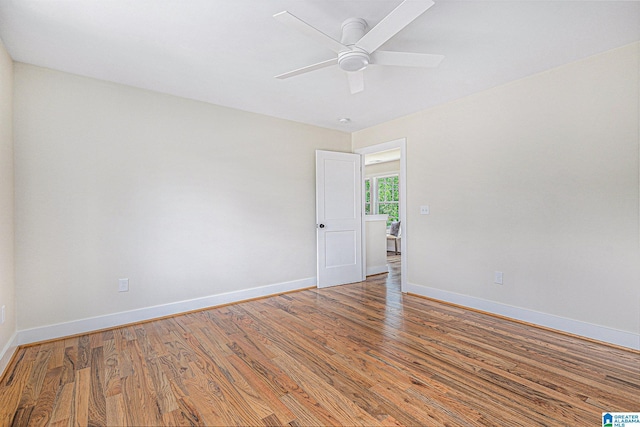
xmin=355 ymin=139 xmax=407 ymax=292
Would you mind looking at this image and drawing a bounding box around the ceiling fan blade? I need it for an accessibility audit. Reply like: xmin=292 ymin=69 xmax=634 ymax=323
xmin=274 ymin=11 xmax=348 ymax=54
xmin=356 ymin=0 xmax=435 ymax=54
xmin=275 ymin=58 xmax=338 ymax=79
xmin=371 ymin=50 xmax=444 ymax=68
xmin=347 ymin=71 xmax=364 ymax=94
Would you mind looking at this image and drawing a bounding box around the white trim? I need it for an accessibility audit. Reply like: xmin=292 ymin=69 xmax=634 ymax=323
xmin=365 ymin=171 xmax=401 ymax=179
xmin=365 ymin=214 xmax=388 ymax=222
xmin=356 ymin=138 xmax=407 ymax=292
xmin=357 ymin=139 xmax=406 ymax=156
xmin=16 ymin=277 xmax=316 ymax=346
xmin=407 ymin=282 xmax=640 ymax=350
xmin=366 ymin=265 xmax=389 ymax=276
xmin=0 ymin=331 xmax=19 ymax=378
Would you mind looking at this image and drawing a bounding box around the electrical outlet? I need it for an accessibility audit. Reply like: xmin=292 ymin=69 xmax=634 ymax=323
xmin=118 ymin=278 xmax=129 ymax=292
xmin=494 ymin=271 xmax=504 ymax=285
xmin=420 ymin=205 xmax=430 ymax=215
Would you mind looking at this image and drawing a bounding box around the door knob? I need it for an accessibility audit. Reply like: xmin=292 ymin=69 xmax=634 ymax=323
xmin=318 ymin=224 xmax=325 ymax=228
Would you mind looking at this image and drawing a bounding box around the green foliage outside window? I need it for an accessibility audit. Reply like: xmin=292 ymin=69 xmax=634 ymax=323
xmin=377 ymin=175 xmax=399 ymax=226
xmin=365 ymin=179 xmax=371 ymax=215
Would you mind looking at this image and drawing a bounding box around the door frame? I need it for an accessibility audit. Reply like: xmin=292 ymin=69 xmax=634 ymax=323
xmin=355 ymin=138 xmax=407 ymax=293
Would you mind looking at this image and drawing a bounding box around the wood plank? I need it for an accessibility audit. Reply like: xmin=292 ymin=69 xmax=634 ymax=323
xmin=102 ymin=339 xmax=120 ymax=397
xmin=262 ymin=413 xmax=283 ymax=426
xmin=47 ymin=340 xmax=66 ymax=370
xmin=157 ymin=352 xmax=192 ymax=400
xmin=279 ymin=393 xmax=334 ymax=427
xmin=0 ymin=357 xmax=33 ymax=426
xmin=119 ymin=338 xmax=161 ymax=426
xmin=225 ymin=352 xmax=297 ymax=424
xmin=105 ymin=393 xmax=127 ymax=426
xmin=89 ymin=332 xmax=104 ymax=350
xmin=16 ymin=348 xmax=52 ymax=408
xmin=76 ymin=336 xmax=91 ymax=371
xmin=9 ymin=405 xmax=34 ymax=427
xmin=182 ymin=360 xmax=258 ymax=426
xmin=88 ymin=346 xmax=106 ymax=426
xmin=28 ymin=366 xmax=63 ymax=426
xmin=48 ymin=381 xmax=74 ymax=426
xmin=271 ymin=348 xmax=382 ymax=426
xmin=60 ymin=346 xmax=76 ymax=386
xmin=169 ymin=396 xmax=206 ymax=426
xmin=144 ymin=354 xmax=178 ymax=415
xmin=73 ymin=368 xmax=90 ymax=427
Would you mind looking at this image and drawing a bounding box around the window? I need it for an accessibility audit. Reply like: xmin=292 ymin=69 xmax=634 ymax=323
xmin=365 ymin=178 xmax=371 ymax=215
xmin=365 ymin=174 xmax=399 ymax=226
xmin=377 ymin=175 xmax=399 ymax=225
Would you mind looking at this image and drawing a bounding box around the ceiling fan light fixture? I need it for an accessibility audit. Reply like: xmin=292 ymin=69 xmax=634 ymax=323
xmin=338 ymin=50 xmax=370 ymax=72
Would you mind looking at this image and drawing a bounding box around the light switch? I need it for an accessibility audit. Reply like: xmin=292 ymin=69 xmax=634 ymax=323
xmin=420 ymin=205 xmax=430 ymax=215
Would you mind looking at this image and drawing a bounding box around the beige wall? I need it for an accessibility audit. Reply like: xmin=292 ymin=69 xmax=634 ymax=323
xmin=353 ymin=43 xmax=640 ymax=335
xmin=13 ymin=64 xmax=351 ymax=330
xmin=0 ymin=40 xmax=15 ymax=354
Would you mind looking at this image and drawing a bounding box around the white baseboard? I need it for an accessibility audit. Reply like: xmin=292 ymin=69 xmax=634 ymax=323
xmin=17 ymin=277 xmax=317 ymax=346
xmin=367 ymin=264 xmax=389 ymax=276
xmin=0 ymin=331 xmax=19 ymax=379
xmin=406 ymin=282 xmax=640 ymax=351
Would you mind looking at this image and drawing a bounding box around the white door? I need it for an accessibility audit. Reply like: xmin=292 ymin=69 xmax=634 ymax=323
xmin=316 ymin=150 xmax=363 ymax=288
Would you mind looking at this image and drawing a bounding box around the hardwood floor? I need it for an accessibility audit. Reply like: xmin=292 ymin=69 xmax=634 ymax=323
xmin=1 ymin=255 xmax=638 ymax=426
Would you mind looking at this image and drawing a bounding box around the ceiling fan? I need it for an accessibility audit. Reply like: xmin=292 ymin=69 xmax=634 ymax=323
xmin=273 ymin=0 xmax=444 ymax=94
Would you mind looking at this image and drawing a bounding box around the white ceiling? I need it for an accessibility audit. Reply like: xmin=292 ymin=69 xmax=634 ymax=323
xmin=0 ymin=1 xmax=638 ymax=132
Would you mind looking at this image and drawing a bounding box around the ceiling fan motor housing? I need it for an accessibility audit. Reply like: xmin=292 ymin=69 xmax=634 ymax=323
xmin=339 ymin=17 xmax=369 ymax=72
